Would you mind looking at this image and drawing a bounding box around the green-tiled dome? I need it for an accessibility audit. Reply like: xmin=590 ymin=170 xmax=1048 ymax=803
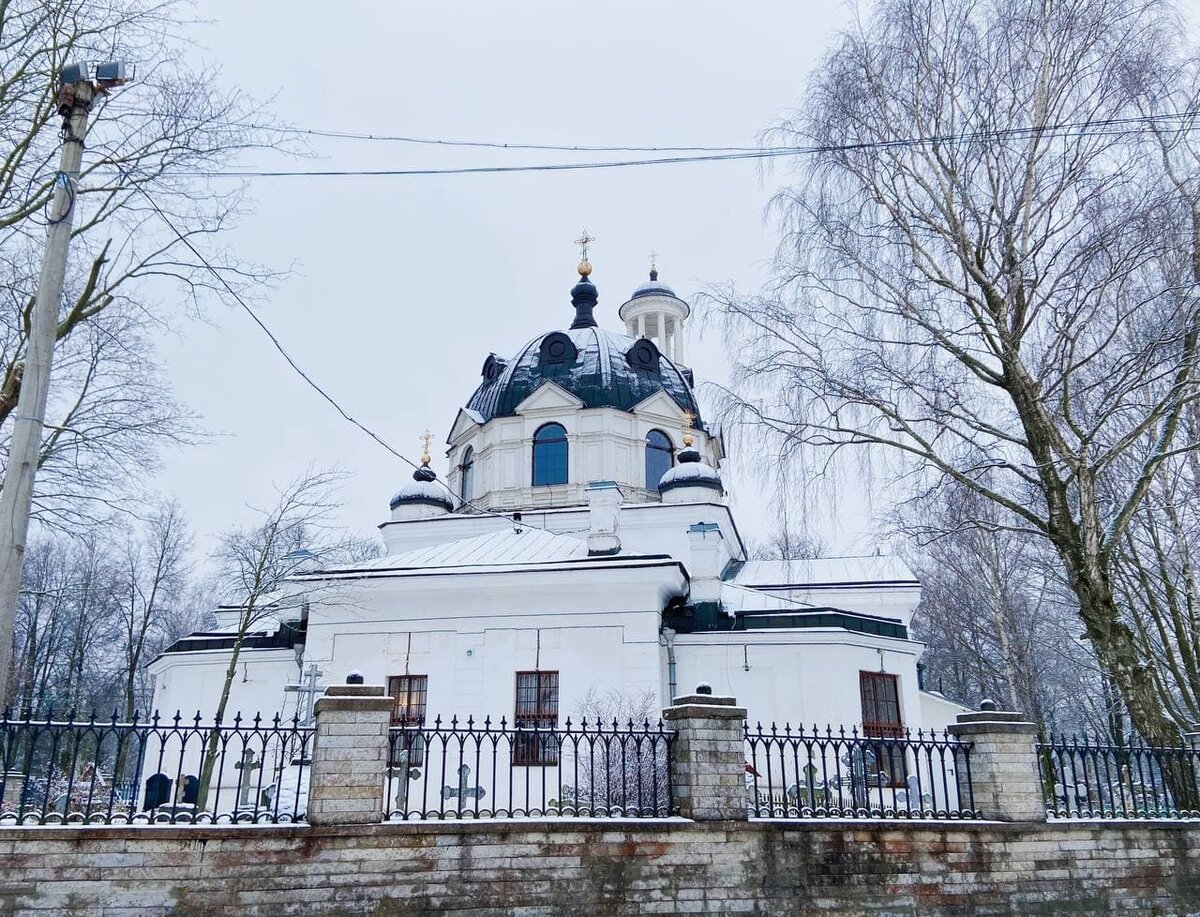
xmin=465 ymin=273 xmax=702 ymax=427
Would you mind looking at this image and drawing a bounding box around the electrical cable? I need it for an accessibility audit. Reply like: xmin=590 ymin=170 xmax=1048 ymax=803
xmin=149 ymin=110 xmax=1199 ymax=181
xmin=117 ymin=169 xmax=555 ymax=534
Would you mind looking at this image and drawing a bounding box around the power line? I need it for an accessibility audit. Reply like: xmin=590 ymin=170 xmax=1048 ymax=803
xmin=153 ymin=110 xmax=1199 ymax=181
xmin=118 ymin=170 xmax=551 ymax=534
xmin=275 ymin=125 xmax=763 ymax=154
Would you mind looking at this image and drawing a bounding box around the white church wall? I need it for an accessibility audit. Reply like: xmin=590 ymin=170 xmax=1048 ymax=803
xmin=672 ymin=631 xmax=926 ymax=732
xmin=441 ymin=401 xmax=721 ymax=514
xmin=149 ymin=648 xmax=299 ymax=721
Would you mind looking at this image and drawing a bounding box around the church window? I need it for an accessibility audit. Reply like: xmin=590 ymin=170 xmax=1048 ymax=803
xmin=860 ymin=671 xmax=905 ymax=786
xmin=513 ymin=670 xmax=559 ymax=766
xmin=645 ymin=429 xmax=674 ymax=488
xmin=388 ymin=674 xmax=428 ymax=767
xmin=532 ymin=423 xmax=568 ymax=486
xmin=538 ymin=332 xmax=577 ymax=366
xmin=460 ymin=447 xmax=475 ymax=503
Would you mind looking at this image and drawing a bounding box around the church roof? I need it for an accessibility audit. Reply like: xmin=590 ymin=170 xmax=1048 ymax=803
xmin=731 ymin=555 xmax=919 ymax=589
xmin=360 ymin=527 xmax=589 ymax=569
xmin=464 ymin=325 xmax=702 ymax=426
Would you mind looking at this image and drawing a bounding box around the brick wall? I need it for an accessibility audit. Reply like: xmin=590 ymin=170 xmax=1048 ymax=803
xmin=1 ymin=819 xmax=1198 ymax=915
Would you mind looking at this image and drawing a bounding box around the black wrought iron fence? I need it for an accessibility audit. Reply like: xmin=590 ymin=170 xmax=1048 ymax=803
xmin=1038 ymin=733 xmax=1200 ymax=819
xmin=744 ymin=723 xmax=978 ymax=819
xmin=0 ymin=709 xmax=314 ymax=825
xmin=385 ymin=716 xmax=675 ymax=819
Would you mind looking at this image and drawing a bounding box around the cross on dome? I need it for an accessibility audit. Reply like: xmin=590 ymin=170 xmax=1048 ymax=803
xmin=419 ymin=429 xmax=434 ymax=465
xmin=575 ymin=230 xmax=595 ymax=278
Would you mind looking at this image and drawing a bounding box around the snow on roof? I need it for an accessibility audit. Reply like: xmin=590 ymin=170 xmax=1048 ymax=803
xmin=339 ymin=526 xmax=592 ymax=570
xmin=732 ymin=555 xmax=918 ymax=588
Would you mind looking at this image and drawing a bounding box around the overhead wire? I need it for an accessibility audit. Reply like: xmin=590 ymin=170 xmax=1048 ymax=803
xmin=150 ymin=110 xmax=1200 ymax=180
xmin=117 ymin=169 xmax=553 ymax=534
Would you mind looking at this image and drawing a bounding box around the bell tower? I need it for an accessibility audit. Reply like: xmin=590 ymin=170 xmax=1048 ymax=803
xmin=618 ymin=257 xmax=690 ymax=363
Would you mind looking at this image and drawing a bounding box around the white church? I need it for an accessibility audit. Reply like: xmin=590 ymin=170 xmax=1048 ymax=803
xmin=148 ymin=255 xmax=964 ymax=749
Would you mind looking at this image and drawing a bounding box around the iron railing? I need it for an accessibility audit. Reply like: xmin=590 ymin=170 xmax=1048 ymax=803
xmin=0 ymin=709 xmax=313 ymax=825
xmin=1038 ymin=733 xmax=1200 ymax=819
xmin=385 ymin=716 xmax=675 ymax=819
xmin=744 ymin=723 xmax=978 ymax=819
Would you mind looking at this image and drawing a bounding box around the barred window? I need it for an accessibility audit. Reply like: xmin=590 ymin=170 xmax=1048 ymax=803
xmin=388 ymin=674 xmax=428 ymax=767
xmin=860 ymin=671 xmax=905 ymax=786
xmin=514 ymin=670 xmax=559 ymax=766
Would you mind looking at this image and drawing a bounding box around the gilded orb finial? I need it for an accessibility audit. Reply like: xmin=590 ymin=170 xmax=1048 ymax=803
xmin=681 ymin=410 xmax=696 ymax=447
xmin=419 ymin=429 xmax=433 ymax=466
xmin=575 ymin=229 xmax=595 ymax=277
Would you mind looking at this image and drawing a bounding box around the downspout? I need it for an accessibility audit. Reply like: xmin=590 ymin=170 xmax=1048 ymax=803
xmin=660 ymin=626 xmax=678 ymax=702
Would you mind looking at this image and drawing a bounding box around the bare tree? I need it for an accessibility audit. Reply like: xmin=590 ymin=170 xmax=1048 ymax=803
xmin=116 ymin=500 xmax=189 ymax=719
xmin=710 ymin=0 xmax=1200 ymax=745
xmin=904 ymin=485 xmax=1112 ymax=734
xmin=0 ymin=0 xmax=283 ymax=523
xmin=197 ymin=470 xmax=345 ymax=807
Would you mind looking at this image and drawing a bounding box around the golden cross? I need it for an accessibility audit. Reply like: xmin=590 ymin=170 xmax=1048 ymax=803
xmin=649 ymin=250 xmax=659 ymax=273
xmin=419 ymin=429 xmax=433 ymax=462
xmin=681 ymin=410 xmax=696 ymax=446
xmin=575 ymin=230 xmax=595 ymax=262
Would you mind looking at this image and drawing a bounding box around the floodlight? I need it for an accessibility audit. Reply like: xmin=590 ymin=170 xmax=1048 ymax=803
xmin=58 ymin=62 xmax=93 ymax=86
xmin=95 ymin=61 xmax=129 ymax=83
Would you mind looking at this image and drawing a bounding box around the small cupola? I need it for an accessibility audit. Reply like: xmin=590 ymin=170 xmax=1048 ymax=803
xmin=570 ymin=235 xmax=599 ymax=329
xmin=390 ymin=433 xmax=454 ymax=521
xmin=659 ymin=425 xmax=723 ymax=502
xmin=618 ymin=257 xmax=691 ymax=363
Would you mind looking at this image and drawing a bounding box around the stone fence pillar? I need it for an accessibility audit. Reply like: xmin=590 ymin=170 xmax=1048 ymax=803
xmin=308 ymin=683 xmax=392 ymax=826
xmin=948 ymin=702 xmax=1044 ymax=822
xmin=663 ymin=688 xmax=748 ymax=821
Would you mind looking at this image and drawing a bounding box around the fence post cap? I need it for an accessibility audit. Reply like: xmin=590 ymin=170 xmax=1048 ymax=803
xmin=322 ymin=684 xmax=385 ymax=698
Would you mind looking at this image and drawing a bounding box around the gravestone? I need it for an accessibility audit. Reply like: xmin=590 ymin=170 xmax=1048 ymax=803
xmin=235 ymin=749 xmax=261 ymax=807
xmin=442 ymin=764 xmax=486 ymax=810
xmin=143 ymin=773 xmax=172 ymax=810
xmin=180 ymin=775 xmax=199 ymax=805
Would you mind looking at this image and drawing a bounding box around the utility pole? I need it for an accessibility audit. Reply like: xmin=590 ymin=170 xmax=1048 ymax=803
xmin=0 ymin=64 xmax=126 ymax=700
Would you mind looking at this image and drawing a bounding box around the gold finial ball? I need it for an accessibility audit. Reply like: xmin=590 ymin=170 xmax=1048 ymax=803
xmin=683 ymin=432 xmax=695 ymax=447
xmin=420 ymin=452 xmax=431 ymax=466
xmin=577 ymin=259 xmax=593 ymax=277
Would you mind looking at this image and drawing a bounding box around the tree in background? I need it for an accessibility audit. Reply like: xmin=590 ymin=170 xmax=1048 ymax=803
xmin=711 ymin=0 xmax=1200 ymax=744
xmin=116 ymin=500 xmax=190 ymax=719
xmin=0 ymin=0 xmax=282 ymax=525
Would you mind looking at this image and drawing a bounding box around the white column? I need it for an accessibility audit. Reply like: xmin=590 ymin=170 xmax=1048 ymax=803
xmin=637 ymin=314 xmax=645 ymax=339
xmin=675 ymin=320 xmax=685 ymax=363
xmin=656 ymin=312 xmax=667 ymax=353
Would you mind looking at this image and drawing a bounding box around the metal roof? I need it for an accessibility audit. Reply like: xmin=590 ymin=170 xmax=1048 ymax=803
xmin=341 ymin=527 xmax=590 ymax=570
xmin=731 ymin=555 xmax=919 ymax=588
xmin=464 ymin=326 xmax=702 ymax=426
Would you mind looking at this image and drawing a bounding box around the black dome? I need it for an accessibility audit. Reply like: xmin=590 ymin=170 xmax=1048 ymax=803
xmin=465 ymin=326 xmax=703 ymax=426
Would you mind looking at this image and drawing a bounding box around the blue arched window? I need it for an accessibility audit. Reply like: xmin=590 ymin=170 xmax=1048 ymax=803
xmin=646 ymin=429 xmax=674 ymax=488
xmin=460 ymin=446 xmax=475 ymax=503
xmin=532 ymin=423 xmax=568 ymax=486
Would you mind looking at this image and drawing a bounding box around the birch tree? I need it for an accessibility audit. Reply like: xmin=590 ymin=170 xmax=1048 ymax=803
xmin=711 ymin=0 xmax=1200 ymax=744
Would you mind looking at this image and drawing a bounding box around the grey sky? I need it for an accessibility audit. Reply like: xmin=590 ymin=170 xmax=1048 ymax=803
xmin=147 ymin=1 xmax=877 ymax=559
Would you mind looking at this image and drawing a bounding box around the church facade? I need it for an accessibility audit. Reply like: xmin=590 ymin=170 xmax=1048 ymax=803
xmin=148 ymin=256 xmax=964 ymax=753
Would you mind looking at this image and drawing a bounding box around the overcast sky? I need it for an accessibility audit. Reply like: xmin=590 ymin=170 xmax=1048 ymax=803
xmin=144 ymin=1 xmax=880 ymax=560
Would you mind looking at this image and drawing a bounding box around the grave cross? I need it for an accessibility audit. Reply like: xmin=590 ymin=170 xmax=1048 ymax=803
xmin=441 ymin=764 xmax=486 ymax=810
xmin=284 ymin=664 xmax=327 ymax=726
xmin=234 ymin=748 xmax=261 ymax=806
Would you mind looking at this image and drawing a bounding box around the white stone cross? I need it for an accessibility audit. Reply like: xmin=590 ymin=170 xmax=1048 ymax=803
xmin=234 ymin=748 xmax=261 ymax=806
xmin=442 ymin=764 xmax=486 ymax=809
xmin=284 ymin=664 xmax=327 ymax=726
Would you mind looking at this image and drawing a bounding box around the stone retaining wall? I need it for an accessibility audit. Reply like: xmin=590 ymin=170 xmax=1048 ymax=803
xmin=1 ymin=819 xmax=1198 ymax=916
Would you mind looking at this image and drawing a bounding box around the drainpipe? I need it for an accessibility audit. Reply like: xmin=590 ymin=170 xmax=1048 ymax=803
xmin=660 ymin=626 xmax=678 ymax=702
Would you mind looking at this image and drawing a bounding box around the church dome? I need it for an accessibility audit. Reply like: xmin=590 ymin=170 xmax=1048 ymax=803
xmin=390 ymin=463 xmax=453 ymax=512
xmin=658 ymin=445 xmax=722 ymax=495
xmin=464 ymin=271 xmax=703 ymax=427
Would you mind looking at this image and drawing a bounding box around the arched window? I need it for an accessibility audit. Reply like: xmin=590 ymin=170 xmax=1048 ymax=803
xmin=460 ymin=446 xmax=475 ymax=503
xmin=645 ymin=430 xmax=674 ymax=488
xmin=532 ymin=423 xmax=568 ymax=486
